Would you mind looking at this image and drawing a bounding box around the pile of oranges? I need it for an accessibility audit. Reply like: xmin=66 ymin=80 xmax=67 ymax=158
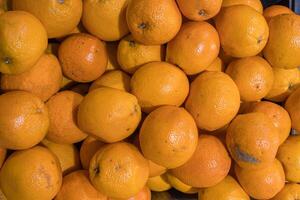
xmin=0 ymin=0 xmax=300 ymax=200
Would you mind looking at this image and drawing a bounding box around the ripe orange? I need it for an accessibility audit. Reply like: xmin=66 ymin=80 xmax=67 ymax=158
xmin=264 ymin=5 xmax=294 ymax=23
xmin=105 ymin=42 xmax=120 ymax=71
xmin=205 ymin=57 xmax=225 ymax=72
xmin=270 ymin=183 xmax=300 ymax=200
xmin=221 ymin=0 xmax=263 ymax=13
xmin=147 ymin=174 xmax=172 ymax=192
xmin=285 ymin=87 xmax=300 ymax=132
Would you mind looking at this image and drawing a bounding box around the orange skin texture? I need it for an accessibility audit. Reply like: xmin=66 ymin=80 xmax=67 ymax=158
xmin=270 ymin=183 xmax=300 ymax=200
xmin=264 ymin=5 xmax=294 ymax=23
xmin=0 ymin=91 xmax=49 ymax=150
xmin=235 ymin=160 xmax=285 ymax=199
xmin=215 ymin=5 xmax=269 ymax=58
xmin=221 ymin=0 xmax=263 ymax=13
xmin=226 ymin=112 xmax=280 ymax=169
xmin=0 ymin=146 xmax=62 ymax=200
xmin=166 ymin=21 xmax=220 ymax=75
xmin=80 ymin=136 xmax=106 ymax=170
xmin=185 ymin=71 xmax=240 ymax=131
xmin=126 ymin=0 xmax=182 ymax=45
xmin=78 ymin=87 xmax=141 ymax=143
xmin=58 ymin=33 xmax=108 ymax=82
xmin=0 ymin=11 xmax=48 ymax=75
xmin=89 ymin=142 xmax=149 ymax=199
xmin=82 ymin=0 xmax=129 ymax=41
xmin=1 ymin=54 xmax=63 ymax=101
xmin=225 ymin=56 xmax=274 ymax=102
xmin=0 ymin=148 xmax=6 ymax=168
xmin=146 ymin=174 xmax=172 ymax=192
xmin=171 ymin=134 xmax=231 ymax=188
xmin=46 ymin=91 xmax=87 ymax=144
xmin=285 ymin=88 xmax=300 ymax=132
xmin=246 ymin=101 xmax=291 ymax=145
xmin=106 ymin=42 xmax=121 ymax=71
xmin=176 ymin=0 xmax=222 ymax=21
xmin=139 ymin=106 xmax=198 ymax=169
xmin=108 ymin=186 xmax=151 ymax=200
xmin=263 ymin=14 xmax=300 ymax=69
xmin=205 ymin=57 xmax=225 ymax=72
xmin=131 ymin=62 xmax=189 ymax=113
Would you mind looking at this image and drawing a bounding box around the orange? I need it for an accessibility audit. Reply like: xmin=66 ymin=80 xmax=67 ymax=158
xmin=266 ymin=67 xmax=300 ymax=102
xmin=0 ymin=91 xmax=49 ymax=150
xmin=89 ymin=70 xmax=131 ymax=92
xmin=126 ymin=0 xmax=182 ymax=45
xmin=117 ymin=34 xmax=164 ymax=74
xmin=139 ymin=106 xmax=198 ymax=169
xmin=171 ymin=134 xmax=231 ymax=188
xmin=109 ymin=186 xmax=151 ymax=200
xmin=89 ymin=142 xmax=149 ymax=199
xmin=0 ymin=146 xmax=62 ymax=200
xmin=264 ymin=5 xmax=294 ymax=23
xmin=0 ymin=11 xmax=47 ymax=74
xmin=205 ymin=57 xmax=225 ymax=72
xmin=235 ymin=159 xmax=285 ymax=199
xmin=198 ymin=176 xmax=250 ymax=200
xmin=82 ymin=0 xmax=129 ymax=41
xmin=185 ymin=71 xmax=240 ymax=131
xmin=166 ymin=21 xmax=220 ymax=75
xmin=285 ymin=87 xmax=300 ymax=132
xmin=0 ymin=148 xmax=6 ymax=168
xmin=58 ymin=33 xmax=107 ymax=82
xmin=78 ymin=87 xmax=141 ymax=143
xmin=270 ymin=183 xmax=300 ymax=200
xmin=226 ymin=112 xmax=280 ymax=169
xmin=46 ymin=91 xmax=87 ymax=144
xmin=1 ymin=54 xmax=63 ymax=101
xmin=246 ymin=101 xmax=291 ymax=144
xmin=215 ymin=5 xmax=269 ymax=57
xmin=166 ymin=173 xmax=198 ymax=194
xmin=131 ymin=62 xmax=189 ymax=113
xmin=147 ymin=174 xmax=172 ymax=192
xmin=106 ymin=42 xmax=120 ymax=71
xmin=225 ymin=56 xmax=274 ymax=102
xmin=221 ymin=0 xmax=263 ymax=13
xmin=80 ymin=136 xmax=106 ymax=170
xmin=263 ymin=14 xmax=300 ymax=69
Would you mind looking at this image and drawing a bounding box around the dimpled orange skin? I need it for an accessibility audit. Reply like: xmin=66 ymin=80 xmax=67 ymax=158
xmin=126 ymin=0 xmax=182 ymax=45
xmin=12 ymin=0 xmax=82 ymax=38
xmin=0 ymin=91 xmax=49 ymax=150
xmin=46 ymin=91 xmax=87 ymax=144
xmin=185 ymin=71 xmax=240 ymax=131
xmin=0 ymin=11 xmax=48 ymax=75
xmin=166 ymin=21 xmax=220 ymax=75
xmin=1 ymin=54 xmax=63 ymax=101
xmin=89 ymin=142 xmax=149 ymax=199
xmin=221 ymin=0 xmax=263 ymax=13
xmin=235 ymin=160 xmax=285 ymax=199
xmin=58 ymin=33 xmax=107 ymax=82
xmin=108 ymin=186 xmax=151 ymax=200
xmin=131 ymin=62 xmax=189 ymax=113
xmin=270 ymin=183 xmax=300 ymax=200
xmin=263 ymin=5 xmax=294 ymax=23
xmin=226 ymin=112 xmax=280 ymax=169
xmin=0 ymin=148 xmax=6 ymax=168
xmin=78 ymin=87 xmax=141 ymax=143
xmin=225 ymin=56 xmax=274 ymax=102
xmin=0 ymin=146 xmax=62 ymax=200
xmin=176 ymin=0 xmax=222 ymax=21
xmin=263 ymin=14 xmax=300 ymax=69
xmin=139 ymin=106 xmax=198 ymax=169
xmin=55 ymin=170 xmax=107 ymax=200
xmin=285 ymin=88 xmax=300 ymax=132
xmin=215 ymin=5 xmax=269 ymax=58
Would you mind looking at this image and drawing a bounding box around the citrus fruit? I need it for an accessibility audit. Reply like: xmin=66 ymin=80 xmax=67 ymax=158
xmin=285 ymin=87 xmax=300 ymax=132
xmin=264 ymin=5 xmax=294 ymax=23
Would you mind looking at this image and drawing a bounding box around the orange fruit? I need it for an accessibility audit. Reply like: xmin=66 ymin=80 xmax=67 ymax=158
xmin=221 ymin=0 xmax=263 ymax=13
xmin=46 ymin=91 xmax=87 ymax=144
xmin=166 ymin=21 xmax=220 ymax=75
xmin=0 ymin=11 xmax=47 ymax=74
xmin=1 ymin=54 xmax=63 ymax=101
xmin=139 ymin=106 xmax=198 ymax=169
xmin=171 ymin=134 xmax=231 ymax=188
xmin=205 ymin=57 xmax=225 ymax=72
xmin=89 ymin=142 xmax=149 ymax=199
xmin=225 ymin=56 xmax=274 ymax=102
xmin=185 ymin=71 xmax=240 ymax=131
xmin=131 ymin=62 xmax=189 ymax=113
xmin=126 ymin=0 xmax=182 ymax=45
xmin=106 ymin=42 xmax=120 ymax=71
xmin=270 ymin=183 xmax=300 ymax=200
xmin=265 ymin=67 xmax=300 ymax=102
xmin=78 ymin=87 xmax=141 ymax=143
xmin=109 ymin=186 xmax=151 ymax=200
xmin=58 ymin=33 xmax=107 ymax=82
xmin=176 ymin=0 xmax=222 ymax=21
xmin=263 ymin=14 xmax=300 ymax=69
xmin=226 ymin=112 xmax=280 ymax=169
xmin=0 ymin=148 xmax=6 ymax=168
xmin=166 ymin=173 xmax=198 ymax=194
xmin=147 ymin=174 xmax=172 ymax=192
xmin=235 ymin=159 xmax=285 ymax=199
xmin=0 ymin=91 xmax=49 ymax=150
xmin=82 ymin=0 xmax=129 ymax=41
xmin=285 ymin=87 xmax=300 ymax=132
xmin=264 ymin=5 xmax=294 ymax=23
xmin=0 ymin=146 xmax=62 ymax=200
xmin=215 ymin=5 xmax=269 ymax=57
xmin=117 ymin=34 xmax=164 ymax=74
xmin=80 ymin=136 xmax=106 ymax=170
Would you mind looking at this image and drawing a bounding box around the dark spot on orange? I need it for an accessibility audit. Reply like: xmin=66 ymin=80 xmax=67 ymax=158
xmin=3 ymin=57 xmax=12 ymax=65
xmin=138 ymin=22 xmax=148 ymax=30
xmin=257 ymin=36 xmax=263 ymax=44
xmin=235 ymin=145 xmax=259 ymax=164
xmin=198 ymin=9 xmax=207 ymax=16
xmin=57 ymin=0 xmax=64 ymax=3
xmin=129 ymin=40 xmax=136 ymax=47
xmin=94 ymin=166 xmax=100 ymax=175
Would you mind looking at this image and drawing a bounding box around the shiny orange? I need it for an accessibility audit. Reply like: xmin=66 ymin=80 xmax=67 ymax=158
xmin=221 ymin=0 xmax=263 ymax=13
xmin=270 ymin=183 xmax=300 ymax=200
xmin=264 ymin=5 xmax=294 ymax=23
